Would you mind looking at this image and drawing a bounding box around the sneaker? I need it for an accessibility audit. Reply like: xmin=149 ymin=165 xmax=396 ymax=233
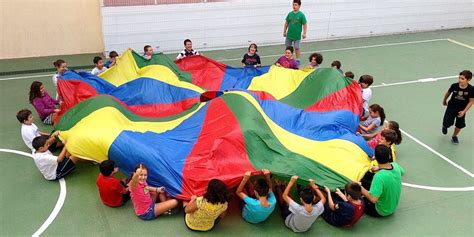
xmin=451 ymin=136 xmax=459 ymax=144
xmin=442 ymin=126 xmax=447 ymax=135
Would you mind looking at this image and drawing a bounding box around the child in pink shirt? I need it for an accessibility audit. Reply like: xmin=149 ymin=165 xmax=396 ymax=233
xmin=275 ymin=46 xmax=299 ymax=70
xmin=129 ymin=164 xmax=178 ymax=220
xmin=29 ymin=81 xmax=60 ymax=125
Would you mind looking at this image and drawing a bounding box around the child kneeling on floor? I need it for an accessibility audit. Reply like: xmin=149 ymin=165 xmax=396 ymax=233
xmin=129 ymin=164 xmax=178 ymax=220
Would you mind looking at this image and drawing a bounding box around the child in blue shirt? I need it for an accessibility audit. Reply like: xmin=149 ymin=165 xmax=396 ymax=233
xmin=236 ymin=169 xmax=276 ymax=224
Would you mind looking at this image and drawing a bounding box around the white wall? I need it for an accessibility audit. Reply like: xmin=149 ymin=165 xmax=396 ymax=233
xmin=100 ymin=0 xmax=473 ymax=54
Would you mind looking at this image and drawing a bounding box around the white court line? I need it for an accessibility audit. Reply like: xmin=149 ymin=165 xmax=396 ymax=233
xmin=219 ymin=38 xmax=448 ymax=62
xmin=447 ymin=38 xmax=474 ymax=49
xmin=0 ymin=148 xmax=67 ymax=237
xmin=398 ymin=129 xmax=474 ymax=178
xmin=402 ymin=182 xmax=474 ymax=192
xmin=371 ymin=75 xmax=457 ymax=88
xmin=0 ymin=74 xmax=53 ymax=81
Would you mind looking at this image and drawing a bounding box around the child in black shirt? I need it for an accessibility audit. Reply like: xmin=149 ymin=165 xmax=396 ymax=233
xmin=442 ymin=70 xmax=474 ymax=144
xmin=241 ymin=43 xmax=261 ymax=67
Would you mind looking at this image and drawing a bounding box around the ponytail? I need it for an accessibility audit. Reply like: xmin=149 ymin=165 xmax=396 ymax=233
xmin=388 ymin=121 xmax=402 ymax=145
xmin=53 ymin=59 xmax=65 ymax=68
xmin=369 ymin=104 xmax=385 ymax=125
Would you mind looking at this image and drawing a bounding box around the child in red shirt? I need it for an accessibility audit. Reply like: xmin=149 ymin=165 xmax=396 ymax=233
xmin=96 ymin=160 xmax=130 ymax=207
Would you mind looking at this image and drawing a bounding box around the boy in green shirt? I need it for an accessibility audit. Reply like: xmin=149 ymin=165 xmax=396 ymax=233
xmin=283 ymin=0 xmax=307 ymax=65
xmin=361 ymin=145 xmax=404 ymax=217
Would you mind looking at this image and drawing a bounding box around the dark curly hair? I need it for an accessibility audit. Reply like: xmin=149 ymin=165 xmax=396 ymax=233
xmin=204 ymin=179 xmax=233 ymax=204
xmin=29 ymin=81 xmax=43 ymax=103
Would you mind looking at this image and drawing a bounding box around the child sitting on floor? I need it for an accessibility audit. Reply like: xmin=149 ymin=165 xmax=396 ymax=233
xmin=17 ymin=109 xmax=60 ymax=152
xmin=96 ymin=160 xmax=130 ymax=207
xmin=276 ymin=176 xmax=325 ymax=233
xmin=236 ymin=169 xmax=276 ymax=224
xmin=129 ymin=164 xmax=178 ymax=220
xmin=322 ymin=183 xmax=364 ymax=227
xmin=184 ymin=179 xmax=232 ymax=231
xmin=29 ymin=81 xmax=60 ymax=125
xmin=275 ymin=46 xmax=299 ymax=70
xmin=32 ymin=136 xmax=77 ymax=180
xmin=359 ymin=104 xmax=385 ymax=136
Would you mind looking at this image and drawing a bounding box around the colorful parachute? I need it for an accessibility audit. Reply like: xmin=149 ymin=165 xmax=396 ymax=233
xmin=55 ymin=50 xmax=372 ymax=200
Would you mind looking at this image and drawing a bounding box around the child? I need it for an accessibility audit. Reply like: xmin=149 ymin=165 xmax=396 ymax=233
xmin=52 ymin=59 xmax=67 ymax=100
xmin=105 ymin=51 xmax=118 ymax=68
xmin=331 ymin=60 xmax=343 ymax=74
xmin=283 ymin=0 xmax=307 ymax=64
xmin=91 ymin=56 xmax=108 ymax=75
xmin=129 ymin=164 xmax=178 ymax=220
xmin=241 ymin=43 xmax=261 ymax=67
xmin=345 ymin=71 xmax=355 ymax=79
xmin=322 ymin=183 xmax=364 ymax=227
xmin=184 ymin=179 xmax=232 ymax=231
xmin=361 ymin=145 xmax=404 ymax=217
xmin=359 ymin=104 xmax=385 ymax=135
xmin=359 ymin=75 xmax=374 ymax=117
xmin=236 ymin=169 xmax=276 ymax=224
xmin=29 ymin=81 xmax=60 ymax=125
xmin=16 ymin=109 xmax=60 ymax=152
xmin=32 ymin=136 xmax=77 ymax=180
xmin=366 ymin=121 xmax=402 ymax=150
xmin=442 ymin=70 xmax=474 ymax=144
xmin=96 ymin=160 xmax=130 ymax=207
xmin=143 ymin=45 xmax=153 ymax=60
xmin=277 ymin=176 xmax=325 ymax=233
xmin=275 ymin=46 xmax=298 ymax=70
xmin=177 ymin=39 xmax=200 ymax=60
xmin=307 ymin=53 xmax=323 ymax=69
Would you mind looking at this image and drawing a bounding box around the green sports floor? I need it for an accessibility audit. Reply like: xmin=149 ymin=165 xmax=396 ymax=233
xmin=1 ymin=28 xmax=473 ymax=237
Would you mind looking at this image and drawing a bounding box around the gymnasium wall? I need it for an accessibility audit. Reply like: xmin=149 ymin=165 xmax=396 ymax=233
xmin=100 ymin=0 xmax=473 ymax=54
xmin=0 ymin=0 xmax=104 ymax=59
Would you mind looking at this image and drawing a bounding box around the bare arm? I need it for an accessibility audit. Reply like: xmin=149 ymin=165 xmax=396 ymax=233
xmin=459 ymin=98 xmax=474 ymax=117
xmin=359 ymin=123 xmax=377 ymax=133
xmin=283 ymin=21 xmax=288 ymax=37
xmin=324 ymin=186 xmax=336 ymax=211
xmin=361 ymin=186 xmax=378 ymax=204
xmin=335 ymin=188 xmax=348 ymax=202
xmin=263 ymin=169 xmax=272 ymax=192
xmin=236 ymin=171 xmax=251 ymax=199
xmin=56 ymin=146 xmax=68 ymax=163
xmin=129 ymin=165 xmax=142 ymax=191
xmin=283 ymin=176 xmax=298 ymax=204
xmin=310 ymin=179 xmax=326 ymax=205
xmin=442 ymin=91 xmax=450 ymax=106
xmin=302 ymin=24 xmax=307 ymax=39
xmin=184 ymin=195 xmax=198 ymax=213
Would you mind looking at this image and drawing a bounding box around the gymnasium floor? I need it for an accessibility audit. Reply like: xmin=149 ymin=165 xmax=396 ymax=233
xmin=0 ymin=28 xmax=473 ymax=237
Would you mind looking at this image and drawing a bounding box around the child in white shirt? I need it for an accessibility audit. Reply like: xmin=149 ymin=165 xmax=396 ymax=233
xmin=359 ymin=75 xmax=374 ymax=118
xmin=91 ymin=56 xmax=108 ymax=75
xmin=32 ymin=136 xmax=77 ymax=180
xmin=17 ymin=109 xmax=59 ymax=152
